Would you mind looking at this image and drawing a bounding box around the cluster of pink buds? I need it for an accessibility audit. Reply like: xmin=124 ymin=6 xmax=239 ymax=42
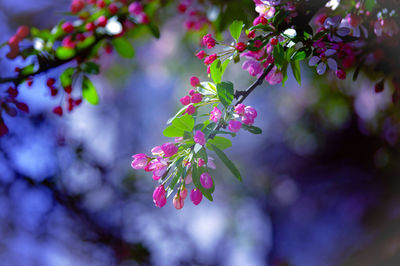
xmin=179 ymin=76 xmax=203 ymax=115
xmin=6 ymin=26 xmax=29 ymax=59
xmin=0 ymin=87 xmax=29 ymax=136
xmin=227 ymin=104 xmax=258 ymax=133
xmin=177 ymin=0 xmax=210 ymax=31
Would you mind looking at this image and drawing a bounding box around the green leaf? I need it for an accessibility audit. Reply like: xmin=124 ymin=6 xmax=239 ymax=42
xmin=60 ymin=67 xmax=75 ymax=87
xmin=290 ymin=61 xmax=301 ymax=85
xmin=163 ymin=125 xmax=184 ymax=138
xmin=21 ymin=64 xmax=35 ymax=76
xmin=82 ymin=76 xmax=99 ymax=105
xmin=198 ymin=82 xmax=217 ymax=95
xmin=148 ymin=23 xmax=160 ymax=38
xmin=76 ymin=36 xmax=95 ymax=50
xmin=291 ymin=50 xmax=306 ymax=61
xmin=111 ymin=37 xmax=135 ymax=58
xmin=210 ymin=59 xmax=230 ymax=84
xmin=210 ymin=144 xmax=242 ymax=182
xmin=217 ymin=82 xmax=234 ymax=108
xmin=273 ymin=44 xmax=285 ymax=68
xmin=172 ymin=114 xmax=194 ymax=132
xmin=241 ymin=124 xmax=262 ymax=134
xmin=206 ymin=136 xmax=232 ymax=150
xmin=196 ymin=147 xmax=208 ymax=163
xmin=248 ymin=24 xmax=273 ymax=32
xmin=167 ymin=105 xmax=189 ymax=124
xmin=229 ymin=20 xmax=243 ymax=41
xmin=56 ymin=46 xmax=75 ymax=60
xmin=81 ymin=62 xmax=100 ymax=74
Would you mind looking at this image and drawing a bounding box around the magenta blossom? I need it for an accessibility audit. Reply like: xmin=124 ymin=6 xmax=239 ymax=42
xmin=173 ymin=194 xmax=184 ymax=210
xmin=202 ymin=33 xmax=216 ymax=49
xmin=186 ymin=104 xmax=196 ymax=115
xmin=200 ymin=172 xmax=213 ymax=189
xmin=191 ymin=93 xmax=203 ymax=103
xmin=234 ymin=104 xmax=246 ymax=115
xmin=131 ymin=153 xmax=148 ymax=170
xmin=209 ymin=107 xmax=222 ymax=122
xmin=242 ymin=60 xmax=263 ymax=77
xmin=229 ymin=120 xmax=242 ymax=132
xmin=180 ymin=95 xmax=191 ymax=105
xmin=148 ymin=157 xmax=168 ymax=180
xmin=190 ymin=76 xmax=200 ymax=87
xmin=151 ymin=146 xmax=163 ymax=156
xmin=204 ymin=54 xmax=217 ymax=65
xmin=242 ymin=113 xmax=255 ymax=125
xmin=153 ymin=185 xmax=167 ymax=208
xmin=265 ymin=65 xmax=283 ymax=85
xmin=245 ymin=106 xmax=258 ymax=119
xmin=198 ymin=158 xmax=206 ymax=167
xmin=190 ymin=188 xmax=203 ymax=205
xmin=194 ymin=130 xmax=206 ymax=145
xmin=161 ymin=142 xmax=178 ymax=157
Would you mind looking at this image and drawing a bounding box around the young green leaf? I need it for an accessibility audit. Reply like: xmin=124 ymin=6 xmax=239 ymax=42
xmin=206 ymin=136 xmax=232 ymax=150
xmin=217 ymin=82 xmax=234 ymax=108
xmin=82 ymin=76 xmax=99 ymax=105
xmin=290 ymin=61 xmax=301 ymax=85
xmin=56 ymin=47 xmax=75 ymax=60
xmin=111 ymin=37 xmax=135 ymax=58
xmin=163 ymin=125 xmax=184 ymax=138
xmin=172 ymin=114 xmax=195 ymax=132
xmin=60 ymin=67 xmax=75 ymax=87
xmin=210 ymin=144 xmax=242 ymax=181
xmin=229 ymin=20 xmax=244 ymax=42
xmin=81 ymin=62 xmax=100 ymax=75
xmin=273 ymin=44 xmax=285 ymax=68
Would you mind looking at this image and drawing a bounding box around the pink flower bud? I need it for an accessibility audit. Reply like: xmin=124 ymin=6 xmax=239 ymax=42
xmin=191 ymin=93 xmax=203 ymax=103
xmin=228 ymin=120 xmax=242 ymax=133
xmin=236 ymin=42 xmax=247 ymax=52
xmin=153 ymin=185 xmax=167 ymax=208
xmin=180 ymin=187 xmax=188 ymax=199
xmin=161 ymin=142 xmax=178 ymax=157
xmin=194 ymin=130 xmax=205 ymax=145
xmin=200 ymin=172 xmax=213 ymax=189
xmin=190 ymin=188 xmax=203 ymax=205
xmin=128 ymin=2 xmax=143 ymax=15
xmin=173 ymin=194 xmax=184 ymax=210
xmin=198 ymin=158 xmax=205 ymax=167
xmin=180 ymin=95 xmax=191 ymax=105
xmin=244 ymin=106 xmax=257 ymax=119
xmin=185 ymin=172 xmax=192 ymax=184
xmin=16 ymin=26 xmax=29 ymax=39
xmin=186 ymin=104 xmax=196 ymax=115
xmin=209 ymin=107 xmax=222 ymax=123
xmin=131 ymin=153 xmax=148 ymax=170
xmin=241 ymin=113 xmax=254 ymax=125
xmin=62 ymin=22 xmax=74 ymax=33
xmin=234 ymin=104 xmax=245 ymax=115
xmin=190 ymin=76 xmax=200 ymax=87
xmin=0 ymin=120 xmax=9 ymax=137
xmin=202 ymin=33 xmax=216 ymax=49
xmin=204 ymin=54 xmax=217 ymax=65
xmin=188 ymin=89 xmax=196 ymax=96
xmin=196 ymin=50 xmax=206 ymax=59
xmin=96 ymin=16 xmax=108 ymax=27
xmin=336 ymin=69 xmax=346 ymax=80
xmin=70 ymin=0 xmax=85 ymax=14
xmin=108 ymin=3 xmax=118 ymax=15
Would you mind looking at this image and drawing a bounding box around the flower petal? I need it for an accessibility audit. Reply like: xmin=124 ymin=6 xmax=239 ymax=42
xmin=327 ymin=58 xmax=337 ymax=71
xmin=316 ymin=62 xmax=327 ymax=75
xmin=309 ymin=56 xmax=320 ymax=66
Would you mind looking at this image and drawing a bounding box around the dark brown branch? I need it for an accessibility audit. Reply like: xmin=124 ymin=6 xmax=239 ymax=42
xmin=0 ymin=36 xmax=106 ymax=85
xmin=235 ymin=63 xmax=274 ymax=105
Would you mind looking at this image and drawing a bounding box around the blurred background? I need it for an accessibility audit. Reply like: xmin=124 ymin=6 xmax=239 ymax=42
xmin=1 ymin=0 xmax=400 ymax=265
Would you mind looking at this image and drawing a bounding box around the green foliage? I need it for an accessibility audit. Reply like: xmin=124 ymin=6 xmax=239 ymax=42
xmin=56 ymin=47 xmax=75 ymax=60
xmin=210 ymin=60 xmax=230 ymax=84
xmin=192 ymin=165 xmax=214 ymax=201
xmin=172 ymin=114 xmax=195 ymax=132
xmin=60 ymin=67 xmax=75 ymax=87
xmin=112 ymin=37 xmax=135 ymax=58
xmin=290 ymin=61 xmax=301 ymax=85
xmin=209 ymin=144 xmax=242 ymax=182
xmin=206 ymin=136 xmax=232 ymax=150
xmin=81 ymin=62 xmax=100 ymax=75
xmin=273 ymin=44 xmax=285 ymax=68
xmin=229 ymin=20 xmax=244 ymax=42
xmin=82 ymin=76 xmax=99 ymax=105
xmin=217 ymin=82 xmax=234 ymax=108
xmin=241 ymin=124 xmax=262 ymax=134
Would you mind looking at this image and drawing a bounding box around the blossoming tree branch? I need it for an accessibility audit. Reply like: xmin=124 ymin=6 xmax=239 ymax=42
xmin=1 ymin=0 xmax=399 ymax=209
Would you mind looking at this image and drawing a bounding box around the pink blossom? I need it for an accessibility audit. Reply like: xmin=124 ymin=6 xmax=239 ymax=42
xmin=148 ymin=157 xmax=168 ymax=180
xmin=186 ymin=104 xmax=196 ymax=115
xmin=190 ymin=188 xmax=203 ymax=205
xmin=194 ymin=130 xmax=206 ymax=145
xmin=173 ymin=194 xmax=184 ymax=210
xmin=185 ymin=172 xmax=193 ymax=184
xmin=128 ymin=2 xmax=143 ymax=15
xmin=191 ymin=93 xmax=203 ymax=103
xmin=209 ymin=107 xmax=222 ymax=122
xmin=153 ymin=185 xmax=167 ymax=208
xmin=175 ymin=137 xmax=184 ymax=143
xmin=151 ymin=146 xmax=163 ymax=156
xmin=242 ymin=60 xmax=263 ymax=77
xmin=228 ymin=120 xmax=242 ymax=132
xmin=200 ymin=172 xmax=213 ymax=189
xmin=208 ymin=157 xmax=216 ymax=170
xmin=241 ymin=113 xmax=255 ymax=125
xmin=265 ymin=66 xmax=283 ymax=85
xmin=204 ymin=54 xmax=217 ymax=65
xmin=131 ymin=153 xmax=148 ymax=170
xmin=234 ymin=104 xmax=245 ymax=115
xmin=245 ymin=106 xmax=257 ymax=119
xmin=190 ymin=76 xmax=200 ymax=87
xmin=161 ymin=142 xmax=178 ymax=157
xmin=189 ymin=89 xmax=196 ymax=96
xmin=180 ymin=95 xmax=191 ymax=105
